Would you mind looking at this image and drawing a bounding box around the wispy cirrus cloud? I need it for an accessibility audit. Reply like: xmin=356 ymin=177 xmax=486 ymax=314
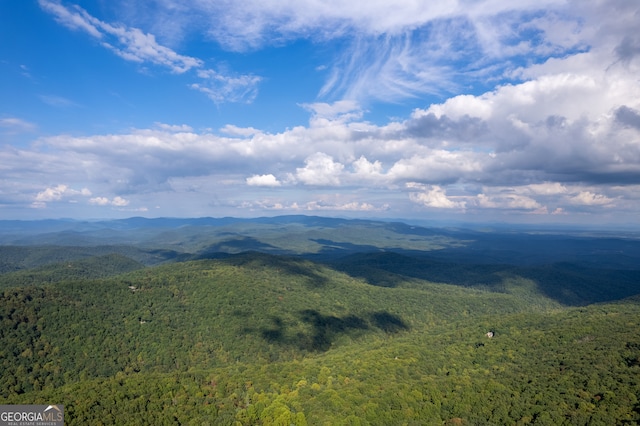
xmin=39 ymin=0 xmax=633 ymax=106
xmin=38 ymin=0 xmax=201 ymax=73
xmin=127 ymin=0 xmax=588 ymax=103
xmin=40 ymin=94 xmax=79 ymax=107
xmin=38 ymin=0 xmax=102 ymax=38
xmin=62 ymin=0 xmax=588 ymax=102
xmin=38 ymin=0 xmax=260 ymax=103
xmin=192 ymin=69 xmax=262 ymax=104
xmin=0 ymin=117 xmax=37 ymax=133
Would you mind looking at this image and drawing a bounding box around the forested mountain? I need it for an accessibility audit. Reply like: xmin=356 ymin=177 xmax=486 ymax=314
xmin=2 ymin=215 xmax=640 ymax=267
xmin=1 ymin=216 xmax=640 ymax=424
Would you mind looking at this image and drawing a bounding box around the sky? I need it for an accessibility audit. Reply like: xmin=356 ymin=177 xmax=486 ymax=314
xmin=1 ymin=1 xmax=639 ymax=226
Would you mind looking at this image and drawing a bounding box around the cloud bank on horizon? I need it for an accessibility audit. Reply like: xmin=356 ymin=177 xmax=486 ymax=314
xmin=0 ymin=0 xmax=639 ymax=224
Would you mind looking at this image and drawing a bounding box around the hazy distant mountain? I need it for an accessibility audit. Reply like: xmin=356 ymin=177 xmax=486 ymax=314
xmin=1 ymin=215 xmax=639 ymax=269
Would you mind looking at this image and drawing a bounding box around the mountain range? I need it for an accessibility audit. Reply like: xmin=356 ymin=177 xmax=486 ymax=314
xmin=1 ymin=215 xmax=639 ymax=424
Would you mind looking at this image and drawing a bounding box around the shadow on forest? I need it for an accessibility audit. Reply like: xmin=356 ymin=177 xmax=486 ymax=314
xmin=197 ymin=237 xmax=283 ymax=257
xmin=220 ymin=252 xmax=330 ymax=288
xmin=330 ymin=252 xmax=640 ymax=306
xmin=309 ymin=239 xmax=383 ymax=258
xmin=331 ymin=252 xmax=504 ymax=289
xmin=261 ymin=309 xmax=409 ymax=352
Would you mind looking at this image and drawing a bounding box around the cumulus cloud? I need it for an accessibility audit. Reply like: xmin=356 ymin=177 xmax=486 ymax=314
xmin=405 ymin=60 xmax=640 ymax=185
xmin=614 ymin=35 xmax=640 ymax=65
xmin=88 ymin=197 xmax=110 ymax=206
xmin=615 ymin=106 xmax=640 ymax=130
xmin=34 ymin=184 xmax=91 ymax=202
xmin=476 ymin=193 xmax=541 ymax=210
xmin=89 ymin=196 xmax=130 ymax=207
xmin=569 ymin=191 xmax=614 ymax=206
xmin=387 ymin=151 xmax=485 ymax=183
xmin=246 ymin=174 xmax=281 ymax=187
xmin=6 ymin=70 xmax=637 ymax=218
xmin=31 ymin=184 xmax=91 ymax=208
xmin=407 ymin=183 xmax=466 ymax=209
xmin=351 ymin=156 xmax=384 ymax=181
xmin=294 ymin=153 xmax=344 ymax=186
xmin=111 ymin=196 xmax=129 ymax=207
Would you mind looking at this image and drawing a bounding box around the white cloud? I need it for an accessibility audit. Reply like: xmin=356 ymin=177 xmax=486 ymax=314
xmin=39 ymin=0 xmax=201 ymax=73
xmin=407 ymin=183 xmax=466 ymax=209
xmin=9 ymin=84 xmax=638 ymax=218
xmin=220 ymin=125 xmax=261 ymax=137
xmin=154 ymin=123 xmax=193 ymax=132
xmin=524 ymin=182 xmax=568 ymax=195
xmin=39 ymin=0 xmax=259 ymax=103
xmin=39 ymin=0 xmax=640 ymax=110
xmin=39 ymin=95 xmax=78 ymax=108
xmin=111 ymin=196 xmax=130 ymax=207
xmin=476 ymin=192 xmax=541 ymax=210
xmin=246 ymin=174 xmax=281 ymax=187
xmin=388 ymin=150 xmax=485 ymax=183
xmin=569 ymin=191 xmax=614 ymax=206
xmin=352 ymin=156 xmax=383 ymax=176
xmin=35 ymin=185 xmax=69 ymax=202
xmin=238 ymin=198 xmax=389 ymax=212
xmin=89 ymin=195 xmax=130 ymax=207
xmin=158 ymin=0 xmax=565 ymax=51
xmin=303 ymin=200 xmax=385 ymax=212
xmin=34 ymin=184 xmax=91 ymax=202
xmin=301 ymin=100 xmax=363 ymax=123
xmin=0 ymin=117 xmax=36 ymax=133
xmin=192 ymin=69 xmax=261 ymax=104
xmin=38 ymin=0 xmax=102 ymax=38
xmin=4 ymin=35 xmax=639 ymax=222
xmin=88 ymin=197 xmax=110 ymax=206
xmin=320 ymin=31 xmax=462 ymax=102
xmin=422 ymin=72 xmax=607 ymax=126
xmin=3 ymin=0 xmax=637 ymax=221
xmin=31 ymin=184 xmax=91 ymax=208
xmin=103 ymin=0 xmax=593 ymax=103
xmin=295 ymin=153 xmax=344 ymax=186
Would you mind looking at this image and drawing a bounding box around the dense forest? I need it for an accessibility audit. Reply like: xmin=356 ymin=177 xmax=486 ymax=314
xmin=1 ymin=217 xmax=640 ymax=424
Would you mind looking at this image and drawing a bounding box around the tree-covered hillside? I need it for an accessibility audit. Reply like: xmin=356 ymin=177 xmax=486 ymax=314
xmin=0 ymin=245 xmax=180 ymax=273
xmin=1 ymin=251 xmax=640 ymax=424
xmin=330 ymin=251 xmax=640 ymax=305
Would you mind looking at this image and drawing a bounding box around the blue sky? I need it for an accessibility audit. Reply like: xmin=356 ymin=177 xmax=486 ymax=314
xmin=1 ymin=0 xmax=639 ymax=226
